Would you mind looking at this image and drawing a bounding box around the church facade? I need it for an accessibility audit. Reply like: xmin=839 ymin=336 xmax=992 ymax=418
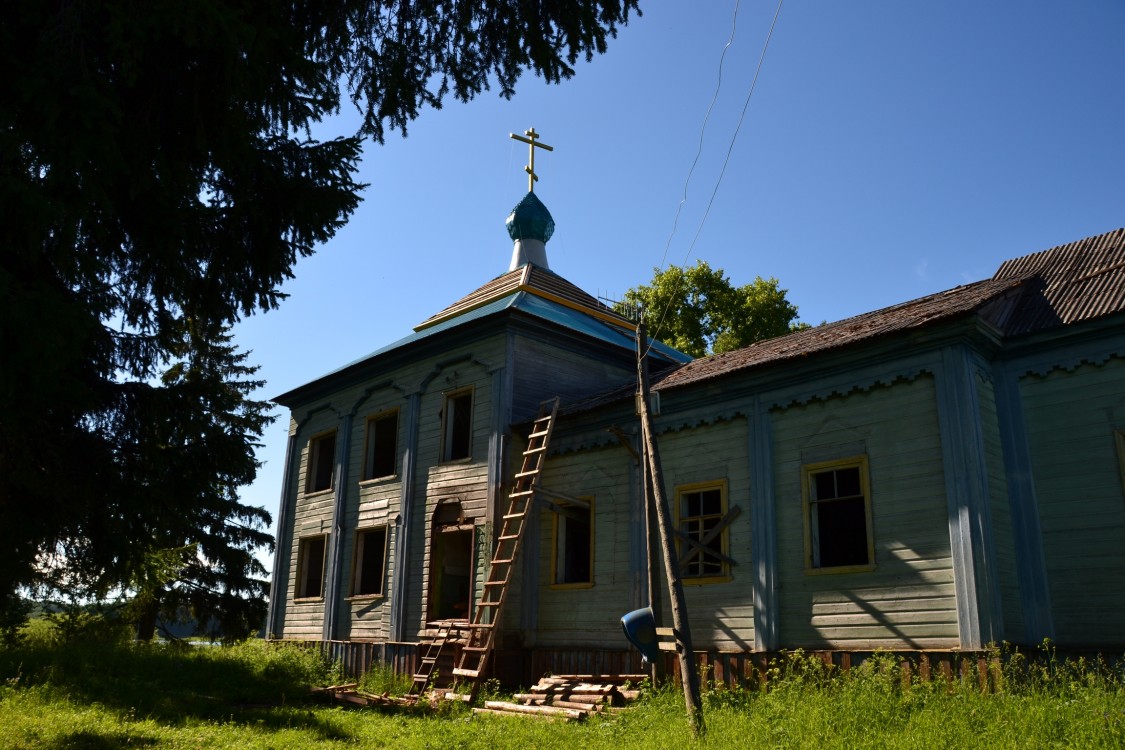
xmin=265 ymin=179 xmax=1125 ymax=677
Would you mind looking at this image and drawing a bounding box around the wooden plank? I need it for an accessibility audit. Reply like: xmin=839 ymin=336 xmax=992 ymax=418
xmin=483 ymin=702 xmax=585 ymax=719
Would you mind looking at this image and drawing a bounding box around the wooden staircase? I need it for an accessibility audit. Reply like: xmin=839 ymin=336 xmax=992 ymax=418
xmin=409 ymin=397 xmax=560 ymax=701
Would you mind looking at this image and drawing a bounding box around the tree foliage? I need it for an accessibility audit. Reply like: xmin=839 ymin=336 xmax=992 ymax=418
xmin=0 ymin=0 xmax=639 ymax=628
xmin=624 ymin=261 xmax=806 ymax=358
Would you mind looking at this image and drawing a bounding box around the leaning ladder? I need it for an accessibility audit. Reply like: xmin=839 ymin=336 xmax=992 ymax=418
xmin=450 ymin=397 xmax=560 ymax=701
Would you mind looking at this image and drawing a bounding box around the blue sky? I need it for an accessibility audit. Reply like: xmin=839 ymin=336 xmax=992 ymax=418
xmin=234 ymin=1 xmax=1125 ymax=545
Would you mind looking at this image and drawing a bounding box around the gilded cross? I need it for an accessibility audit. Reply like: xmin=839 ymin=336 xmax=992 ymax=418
xmin=509 ymin=127 xmax=554 ymax=192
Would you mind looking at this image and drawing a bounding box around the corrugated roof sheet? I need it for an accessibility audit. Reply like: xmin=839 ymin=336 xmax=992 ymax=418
xmin=993 ymin=227 xmax=1125 ymax=335
xmin=648 ymin=227 xmax=1125 ymax=394
xmin=416 ymin=263 xmax=633 ymax=331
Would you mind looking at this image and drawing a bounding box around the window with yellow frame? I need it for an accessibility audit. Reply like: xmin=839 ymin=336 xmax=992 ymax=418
xmin=675 ymin=480 xmax=730 ymax=582
xmin=802 ymin=456 xmax=874 ymax=574
xmin=551 ymin=497 xmax=593 ymax=587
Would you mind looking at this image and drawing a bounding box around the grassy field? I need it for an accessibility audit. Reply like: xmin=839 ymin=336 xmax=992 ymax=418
xmin=1 ymin=624 xmax=1122 ymax=749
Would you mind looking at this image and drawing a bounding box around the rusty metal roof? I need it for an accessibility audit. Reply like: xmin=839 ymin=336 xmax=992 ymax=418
xmin=648 ymin=227 xmax=1125 ymax=393
xmin=992 ymin=227 xmax=1125 ymax=335
xmin=416 ymin=263 xmax=634 ymax=331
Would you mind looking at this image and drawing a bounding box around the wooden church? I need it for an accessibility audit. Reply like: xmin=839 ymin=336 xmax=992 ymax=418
xmin=266 ymin=133 xmax=1125 ymax=687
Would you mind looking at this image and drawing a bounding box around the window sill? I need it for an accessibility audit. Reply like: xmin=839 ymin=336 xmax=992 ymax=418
xmin=293 ymin=596 xmax=324 ymax=603
xmin=345 ymin=594 xmax=385 ymax=602
xmin=358 ymin=475 xmax=398 ymax=487
xmin=682 ymin=575 xmax=732 ymax=586
xmin=438 ymin=456 xmax=474 ymax=466
xmin=804 ymin=563 xmax=876 ymax=576
xmin=300 ymin=488 xmax=335 ymax=500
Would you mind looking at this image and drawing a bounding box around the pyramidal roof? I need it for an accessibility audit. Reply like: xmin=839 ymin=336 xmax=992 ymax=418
xmin=416 ymin=262 xmax=631 ymax=331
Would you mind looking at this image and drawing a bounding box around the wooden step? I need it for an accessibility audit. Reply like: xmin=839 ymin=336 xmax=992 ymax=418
xmin=452 ymin=668 xmax=480 ymax=678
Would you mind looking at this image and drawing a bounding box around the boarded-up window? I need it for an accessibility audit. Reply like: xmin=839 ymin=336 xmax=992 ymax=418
xmin=306 ymin=432 xmax=336 ymax=493
xmin=676 ymin=481 xmax=729 ymax=580
xmin=442 ymin=389 xmax=473 ymax=461
xmin=364 ymin=411 xmax=399 ymax=480
xmin=296 ymin=535 xmax=327 ymax=599
xmin=350 ymin=526 xmax=388 ymax=596
xmin=552 ymin=497 xmax=593 ymax=586
xmin=803 ymin=456 xmax=874 ymax=571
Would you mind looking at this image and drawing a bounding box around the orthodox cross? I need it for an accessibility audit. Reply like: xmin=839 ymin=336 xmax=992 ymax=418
xmin=510 ymin=127 xmax=554 ymax=192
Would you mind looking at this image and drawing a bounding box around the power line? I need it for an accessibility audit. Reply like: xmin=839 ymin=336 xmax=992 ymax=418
xmin=644 ymin=0 xmax=786 ymax=356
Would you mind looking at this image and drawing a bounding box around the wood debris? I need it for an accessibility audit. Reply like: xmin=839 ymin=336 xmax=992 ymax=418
xmin=470 ymin=674 xmax=644 ymax=722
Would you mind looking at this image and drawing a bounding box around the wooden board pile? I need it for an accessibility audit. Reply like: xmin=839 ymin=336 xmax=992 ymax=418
xmin=317 ymin=683 xmax=421 ymax=709
xmin=472 ymin=674 xmax=645 ymax=722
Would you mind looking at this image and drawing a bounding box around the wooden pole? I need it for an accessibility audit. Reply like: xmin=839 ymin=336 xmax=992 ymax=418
xmin=636 ymin=322 xmax=705 ymax=736
xmin=643 ymin=453 xmax=663 ymax=685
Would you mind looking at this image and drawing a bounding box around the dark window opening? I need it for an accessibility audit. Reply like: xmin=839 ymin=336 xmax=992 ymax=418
xmin=365 ymin=412 xmax=398 ymax=479
xmin=443 ymin=391 xmax=473 ymax=461
xmin=296 ymin=536 xmax=327 ymax=599
xmin=809 ymin=465 xmax=870 ymax=568
xmin=351 ymin=527 xmax=387 ymax=596
xmin=554 ymin=502 xmax=592 ymax=585
xmin=679 ymin=487 xmax=725 ymax=578
xmin=307 ymin=432 xmax=336 ymax=493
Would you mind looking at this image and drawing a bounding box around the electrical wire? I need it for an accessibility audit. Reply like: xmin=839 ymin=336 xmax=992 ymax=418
xmin=655 ymin=0 xmax=742 ymax=273
xmin=644 ymin=0 xmax=786 ymax=357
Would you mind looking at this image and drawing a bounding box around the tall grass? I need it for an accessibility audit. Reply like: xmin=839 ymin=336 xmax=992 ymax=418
xmin=1 ymin=630 xmax=1122 ymax=749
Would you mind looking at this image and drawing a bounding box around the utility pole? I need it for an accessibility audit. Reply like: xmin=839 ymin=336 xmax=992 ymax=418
xmin=636 ymin=321 xmax=705 ymax=736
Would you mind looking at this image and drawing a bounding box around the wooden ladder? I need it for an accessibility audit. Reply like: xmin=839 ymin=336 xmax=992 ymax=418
xmin=449 ymin=397 xmax=560 ymax=701
xmin=409 ymin=621 xmax=462 ymax=696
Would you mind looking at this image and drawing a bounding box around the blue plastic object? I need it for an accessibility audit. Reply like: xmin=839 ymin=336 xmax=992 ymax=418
xmin=620 ymin=606 xmax=661 ymax=664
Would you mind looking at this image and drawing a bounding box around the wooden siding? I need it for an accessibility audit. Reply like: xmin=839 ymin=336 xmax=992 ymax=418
xmin=407 ymin=341 xmax=503 ymax=639
xmin=977 ymin=368 xmax=1025 ymax=643
xmin=1020 ymin=355 xmax=1125 ymax=646
xmin=526 ymin=443 xmax=638 ymax=647
xmin=279 ymin=335 xmax=506 ymax=642
xmin=635 ymin=419 xmax=756 ymax=650
xmin=280 ymin=408 xmax=341 ymax=639
xmin=510 ymin=335 xmax=633 ymax=422
xmin=772 ymin=375 xmax=960 ymax=649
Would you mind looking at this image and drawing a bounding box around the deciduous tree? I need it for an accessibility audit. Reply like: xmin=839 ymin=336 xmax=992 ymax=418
xmin=624 ymin=261 xmax=805 ymax=358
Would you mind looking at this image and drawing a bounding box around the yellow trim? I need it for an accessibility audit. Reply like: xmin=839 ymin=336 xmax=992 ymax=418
xmin=348 ymin=525 xmax=389 ymax=597
xmin=516 ymin=285 xmax=637 ymax=331
xmin=361 ymin=407 xmax=400 ymax=481
xmin=413 ymin=281 xmax=636 ymax=333
xmin=801 ymin=456 xmax=875 ymax=575
xmin=549 ymin=495 xmax=595 ymax=587
xmin=673 ymin=480 xmax=731 ymax=585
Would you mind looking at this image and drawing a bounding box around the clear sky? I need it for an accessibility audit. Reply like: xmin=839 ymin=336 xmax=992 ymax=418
xmin=234 ymin=1 xmax=1125 ymax=551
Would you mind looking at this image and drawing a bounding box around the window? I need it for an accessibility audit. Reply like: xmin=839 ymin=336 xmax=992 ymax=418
xmin=803 ymin=456 xmax=874 ymax=572
xmin=676 ymin=481 xmax=730 ymax=581
xmin=551 ymin=497 xmax=594 ymax=586
xmin=442 ymin=389 xmax=473 ymax=462
xmin=305 ymin=431 xmax=336 ymax=493
xmin=363 ymin=411 xmax=399 ymax=480
xmin=295 ymin=535 xmax=327 ymax=599
xmin=350 ymin=526 xmax=388 ymax=597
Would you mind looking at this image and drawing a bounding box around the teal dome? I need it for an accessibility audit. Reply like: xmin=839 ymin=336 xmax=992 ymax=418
xmin=505 ymin=192 xmax=555 ymax=243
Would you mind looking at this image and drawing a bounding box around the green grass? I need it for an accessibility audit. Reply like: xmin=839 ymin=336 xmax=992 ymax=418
xmin=1 ymin=631 xmax=1122 ymax=749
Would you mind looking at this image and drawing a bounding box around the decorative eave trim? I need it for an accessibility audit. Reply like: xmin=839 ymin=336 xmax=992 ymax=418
xmin=515 ymin=284 xmax=636 ymax=331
